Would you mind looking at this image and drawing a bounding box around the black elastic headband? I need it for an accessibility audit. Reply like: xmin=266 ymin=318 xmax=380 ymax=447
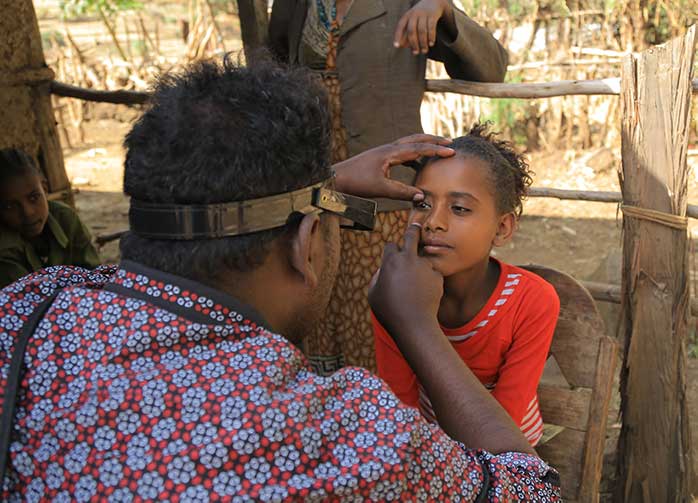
xmin=129 ymin=178 xmax=377 ymax=240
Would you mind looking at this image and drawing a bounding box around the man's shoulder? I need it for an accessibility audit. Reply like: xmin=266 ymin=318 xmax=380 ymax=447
xmin=0 ymin=265 xmax=116 ymax=303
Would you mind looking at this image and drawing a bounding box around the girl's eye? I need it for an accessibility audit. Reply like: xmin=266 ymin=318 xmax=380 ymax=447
xmin=29 ymin=194 xmax=40 ymax=202
xmin=413 ymin=200 xmax=431 ymax=210
xmin=452 ymin=205 xmax=471 ymax=214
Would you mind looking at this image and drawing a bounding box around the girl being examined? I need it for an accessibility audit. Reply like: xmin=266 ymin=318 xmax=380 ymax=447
xmin=373 ymin=123 xmax=559 ymax=446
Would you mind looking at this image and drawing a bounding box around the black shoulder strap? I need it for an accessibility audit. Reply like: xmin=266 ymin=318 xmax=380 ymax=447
xmin=0 ymin=289 xmax=62 ymax=487
xmin=474 ymin=456 xmax=492 ymax=503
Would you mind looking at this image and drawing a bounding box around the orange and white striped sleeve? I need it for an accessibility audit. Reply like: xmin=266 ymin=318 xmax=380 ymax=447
xmin=491 ymin=279 xmax=559 ymax=446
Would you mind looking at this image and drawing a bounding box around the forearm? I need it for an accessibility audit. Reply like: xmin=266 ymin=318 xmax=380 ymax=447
xmin=393 ymin=317 xmax=535 ymax=455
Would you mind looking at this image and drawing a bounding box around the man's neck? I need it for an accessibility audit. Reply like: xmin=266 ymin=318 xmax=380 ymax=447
xmin=204 ymin=264 xmax=296 ymax=337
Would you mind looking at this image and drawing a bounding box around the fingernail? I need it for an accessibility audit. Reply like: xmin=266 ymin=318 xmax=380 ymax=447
xmin=410 ymin=222 xmax=422 ymax=228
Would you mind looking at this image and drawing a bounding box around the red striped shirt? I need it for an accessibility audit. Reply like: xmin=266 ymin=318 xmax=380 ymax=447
xmin=373 ymin=259 xmax=559 ymax=446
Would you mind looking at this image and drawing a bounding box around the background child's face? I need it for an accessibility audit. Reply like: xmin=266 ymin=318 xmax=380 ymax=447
xmin=408 ymin=156 xmax=514 ymax=276
xmin=0 ymin=173 xmax=50 ymax=239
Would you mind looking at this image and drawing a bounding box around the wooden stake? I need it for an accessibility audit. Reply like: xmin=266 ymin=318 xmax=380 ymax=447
xmin=616 ymin=25 xmax=696 ymax=502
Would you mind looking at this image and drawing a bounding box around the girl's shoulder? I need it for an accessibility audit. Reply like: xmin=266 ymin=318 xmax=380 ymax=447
xmin=495 ymin=260 xmax=560 ymax=306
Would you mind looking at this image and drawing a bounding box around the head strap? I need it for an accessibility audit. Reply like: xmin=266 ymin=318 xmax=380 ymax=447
xmin=129 ymin=178 xmax=376 ymax=240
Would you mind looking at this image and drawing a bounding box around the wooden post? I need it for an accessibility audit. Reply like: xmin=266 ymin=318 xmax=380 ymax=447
xmin=236 ymin=0 xmax=268 ymax=63
xmin=0 ymin=0 xmax=72 ymax=206
xmin=616 ymin=26 xmax=696 ymax=502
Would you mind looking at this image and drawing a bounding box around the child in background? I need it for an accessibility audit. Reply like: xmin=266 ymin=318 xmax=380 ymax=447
xmin=373 ymin=124 xmax=559 ymax=446
xmin=0 ymin=148 xmax=100 ymax=288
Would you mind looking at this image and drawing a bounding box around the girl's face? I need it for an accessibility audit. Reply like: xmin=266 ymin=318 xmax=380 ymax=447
xmin=408 ymin=155 xmax=515 ymax=277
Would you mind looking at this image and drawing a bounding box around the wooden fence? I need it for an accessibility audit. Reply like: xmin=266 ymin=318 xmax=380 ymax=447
xmin=45 ymin=25 xmax=697 ymax=503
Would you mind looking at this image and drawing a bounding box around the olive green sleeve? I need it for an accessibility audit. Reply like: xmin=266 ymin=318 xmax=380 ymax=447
xmin=69 ymin=219 xmax=102 ymax=269
xmin=429 ymin=4 xmax=509 ymax=83
xmin=54 ymin=203 xmax=102 ymax=269
xmin=0 ymin=257 xmax=33 ymax=289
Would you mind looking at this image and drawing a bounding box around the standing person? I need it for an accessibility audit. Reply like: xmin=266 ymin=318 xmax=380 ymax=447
xmin=269 ymin=0 xmax=509 ymax=373
xmin=0 ymin=148 xmax=100 ymax=287
xmin=0 ymin=58 xmax=559 ymax=501
xmin=373 ymin=124 xmax=560 ymax=446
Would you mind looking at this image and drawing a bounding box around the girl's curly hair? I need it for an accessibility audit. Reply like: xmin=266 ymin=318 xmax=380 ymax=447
xmin=419 ymin=122 xmax=533 ymax=217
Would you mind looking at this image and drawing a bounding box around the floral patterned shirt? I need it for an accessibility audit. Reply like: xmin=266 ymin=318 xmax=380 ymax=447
xmin=0 ymin=261 xmax=561 ymax=501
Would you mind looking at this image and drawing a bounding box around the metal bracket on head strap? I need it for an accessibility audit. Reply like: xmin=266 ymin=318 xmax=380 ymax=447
xmin=129 ymin=178 xmax=377 ymax=240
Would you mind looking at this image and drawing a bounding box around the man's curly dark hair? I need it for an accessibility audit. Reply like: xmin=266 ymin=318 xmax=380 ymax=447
xmin=417 ymin=122 xmax=532 ymax=217
xmin=120 ymin=54 xmax=331 ymax=279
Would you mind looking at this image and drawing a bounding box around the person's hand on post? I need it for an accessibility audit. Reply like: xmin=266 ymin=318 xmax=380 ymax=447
xmin=332 ymin=134 xmax=454 ymax=201
xmin=393 ymin=0 xmax=455 ymax=55
xmin=369 ymin=222 xmax=443 ymax=341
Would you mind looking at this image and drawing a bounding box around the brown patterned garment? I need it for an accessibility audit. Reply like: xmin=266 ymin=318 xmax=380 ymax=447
xmin=302 ymin=5 xmax=409 ymax=374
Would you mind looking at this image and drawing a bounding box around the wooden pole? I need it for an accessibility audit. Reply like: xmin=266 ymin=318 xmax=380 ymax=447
xmin=51 ymin=81 xmax=149 ymax=105
xmin=425 ymin=77 xmax=698 ymax=98
xmin=426 ymin=77 xmax=622 ymax=98
xmin=50 ymin=77 xmax=698 ymax=106
xmin=236 ymin=0 xmax=268 ymax=63
xmin=0 ymin=0 xmax=72 ymax=206
xmin=616 ymin=26 xmax=696 ymax=502
xmin=527 ymin=187 xmax=698 ymax=219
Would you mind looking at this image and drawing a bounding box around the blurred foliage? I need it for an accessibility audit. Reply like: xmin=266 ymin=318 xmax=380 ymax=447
xmin=40 ymin=29 xmax=66 ymax=49
xmin=60 ymin=0 xmax=142 ymax=18
xmin=209 ymin=0 xmax=239 ymax=15
xmin=480 ymin=75 xmax=530 ymax=146
xmin=458 ymin=0 xmax=695 ymax=48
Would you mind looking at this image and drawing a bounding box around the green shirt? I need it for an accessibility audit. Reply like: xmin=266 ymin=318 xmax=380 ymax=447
xmin=0 ymin=201 xmax=101 ymax=288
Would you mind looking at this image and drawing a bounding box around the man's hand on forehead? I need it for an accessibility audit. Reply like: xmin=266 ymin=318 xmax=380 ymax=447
xmin=333 ymin=134 xmax=454 ymax=202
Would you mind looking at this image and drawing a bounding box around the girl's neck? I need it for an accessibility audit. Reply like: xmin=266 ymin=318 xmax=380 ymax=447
xmin=438 ymin=257 xmax=500 ymax=329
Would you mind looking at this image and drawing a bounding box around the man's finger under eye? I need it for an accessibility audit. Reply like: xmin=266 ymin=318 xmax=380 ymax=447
xmin=402 ymin=222 xmax=422 ymax=255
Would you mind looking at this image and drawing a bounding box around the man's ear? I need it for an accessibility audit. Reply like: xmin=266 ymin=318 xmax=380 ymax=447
xmin=288 ymin=213 xmax=323 ymax=288
xmin=492 ymin=212 xmax=516 ymax=247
